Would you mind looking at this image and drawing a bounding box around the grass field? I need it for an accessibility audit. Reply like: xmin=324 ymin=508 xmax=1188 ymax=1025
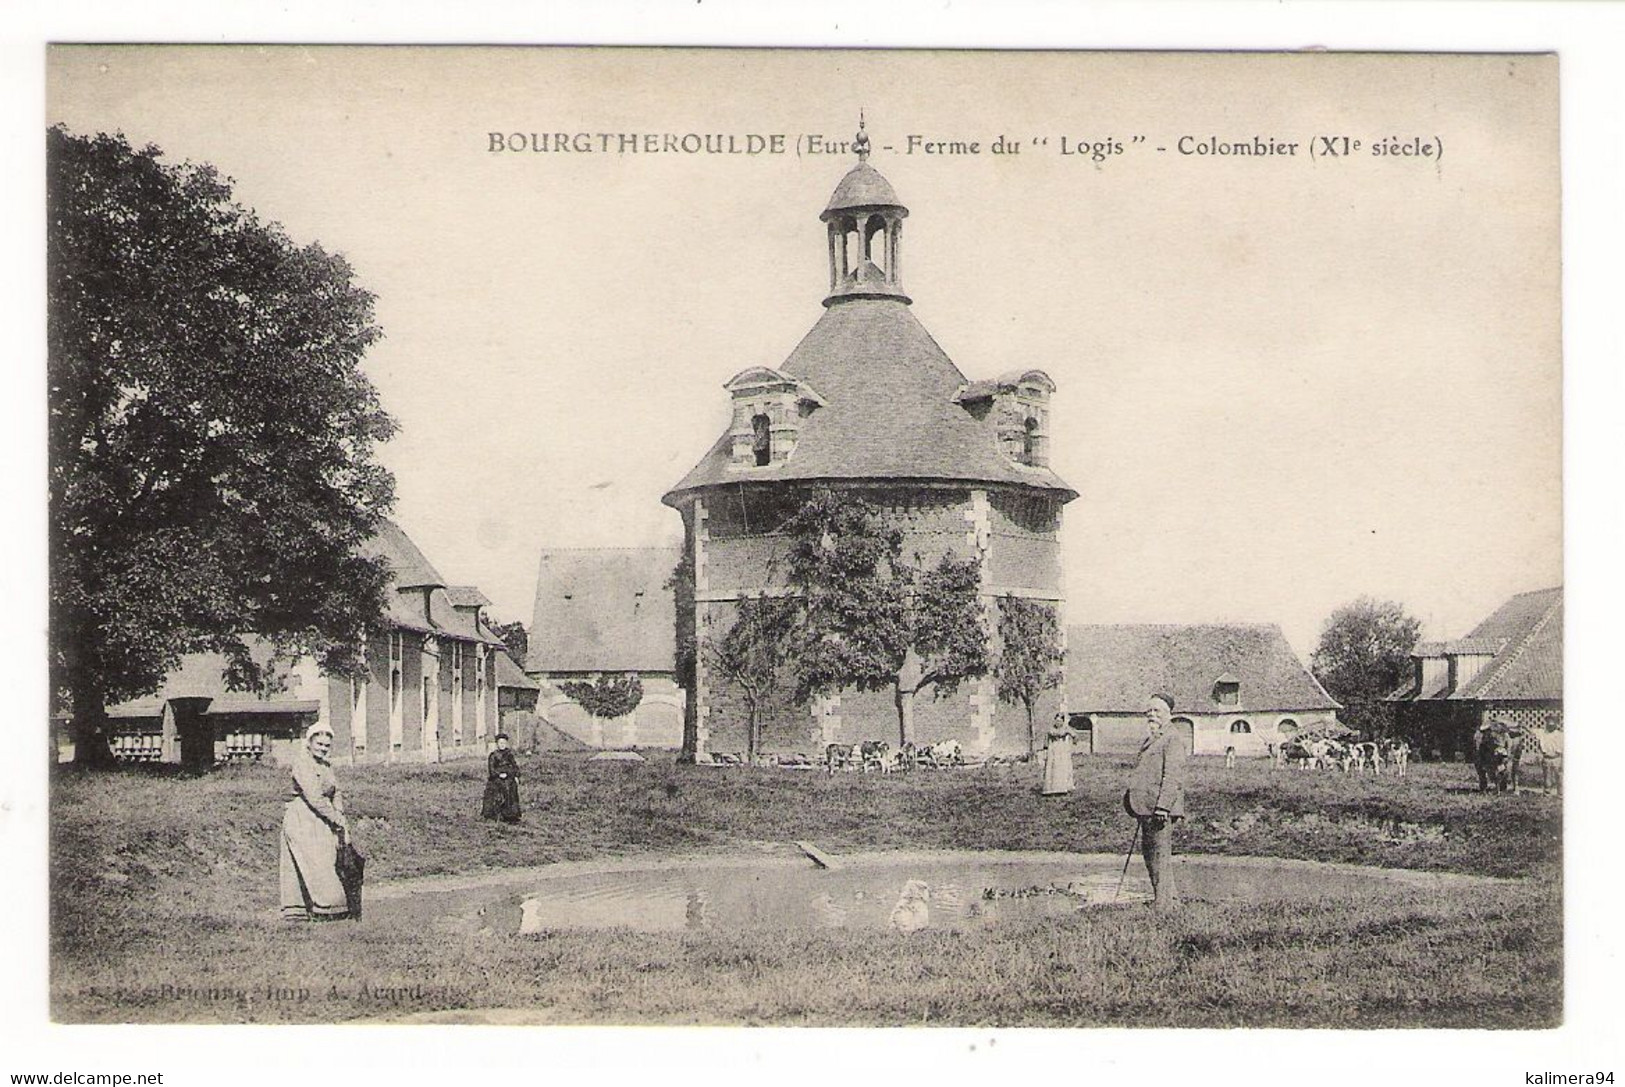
xmin=49 ymin=752 xmax=1562 ymax=1026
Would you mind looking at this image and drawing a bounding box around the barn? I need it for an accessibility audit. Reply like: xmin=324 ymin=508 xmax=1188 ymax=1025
xmin=1065 ymin=623 xmax=1340 ymax=757
xmin=95 ymin=519 xmax=517 ymax=767
xmin=525 ymin=547 xmax=686 ymax=749
xmin=1387 ymin=586 xmax=1562 ymax=760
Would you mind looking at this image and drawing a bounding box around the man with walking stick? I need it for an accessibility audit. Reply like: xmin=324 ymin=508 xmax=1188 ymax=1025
xmin=1122 ymin=692 xmax=1188 ymax=910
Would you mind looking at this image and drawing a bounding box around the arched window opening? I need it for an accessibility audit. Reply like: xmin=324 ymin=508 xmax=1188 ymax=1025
xmin=1278 ymin=718 xmax=1298 ymax=734
xmin=840 ymin=218 xmax=859 ymax=279
xmin=751 ymin=413 xmax=772 ymax=466
xmin=864 ymin=215 xmax=888 ymax=274
xmin=1231 ymin=719 xmax=1252 ymax=734
xmin=1069 ymin=714 xmax=1093 ymax=733
xmin=1022 ymin=416 xmax=1039 ymax=466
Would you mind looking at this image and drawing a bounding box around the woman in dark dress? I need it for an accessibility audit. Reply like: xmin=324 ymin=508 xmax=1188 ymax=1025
xmin=481 ymin=734 xmax=522 ymax=823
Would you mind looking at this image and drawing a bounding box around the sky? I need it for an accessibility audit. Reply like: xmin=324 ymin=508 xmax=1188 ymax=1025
xmin=44 ymin=47 xmax=1563 ymax=657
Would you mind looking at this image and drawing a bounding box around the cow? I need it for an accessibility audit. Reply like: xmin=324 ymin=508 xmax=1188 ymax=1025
xmin=824 ymin=743 xmax=859 ymax=775
xmin=1475 ymin=721 xmax=1521 ymax=789
xmin=1305 ymin=738 xmax=1337 ymax=771
xmin=893 ymin=742 xmax=919 ymax=773
xmin=1354 ymin=741 xmax=1382 ymax=776
xmin=920 ymin=739 xmax=963 ymax=768
xmin=1383 ymin=739 xmax=1411 ymax=779
xmin=860 ymin=740 xmax=893 ymax=774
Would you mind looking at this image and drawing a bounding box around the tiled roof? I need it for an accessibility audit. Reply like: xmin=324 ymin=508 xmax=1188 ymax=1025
xmin=1455 ymin=588 xmax=1562 ymax=701
xmin=1066 ymin=624 xmax=1339 ymax=715
xmin=495 ymin=651 xmax=539 ymax=691
xmin=107 ymin=649 xmax=315 ymax=717
xmin=206 ymin=699 xmax=320 ymax=715
xmin=446 ymin=586 xmax=494 ymax=609
xmin=527 ymin=548 xmax=681 ymax=674
xmin=1389 ymin=586 xmax=1562 ymax=704
xmin=361 ymin=519 xmax=445 ymax=589
xmin=823 ymin=161 xmax=904 ymax=216
xmin=1442 ymin=637 xmax=1507 ymax=656
xmin=664 ymin=299 xmax=1077 ymax=504
xmin=365 ymin=524 xmax=503 ymax=645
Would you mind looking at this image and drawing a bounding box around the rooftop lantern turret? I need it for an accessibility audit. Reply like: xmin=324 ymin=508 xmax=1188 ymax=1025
xmin=821 ymin=115 xmax=911 ymax=307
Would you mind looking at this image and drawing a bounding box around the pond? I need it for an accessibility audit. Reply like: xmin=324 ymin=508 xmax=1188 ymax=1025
xmin=369 ymin=850 xmax=1497 ymax=935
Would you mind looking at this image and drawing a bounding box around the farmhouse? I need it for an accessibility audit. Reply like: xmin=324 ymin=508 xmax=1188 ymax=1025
xmin=98 ymin=519 xmax=518 ymax=768
xmin=1387 ymin=585 xmax=1562 ymax=759
xmin=661 ymin=122 xmax=1077 ymax=758
xmin=526 ymin=547 xmax=685 ymax=749
xmin=1065 ymin=624 xmax=1340 ymax=757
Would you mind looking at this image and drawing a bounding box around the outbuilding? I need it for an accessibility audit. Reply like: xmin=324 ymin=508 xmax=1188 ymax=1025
xmin=1065 ymin=623 xmax=1340 ymax=756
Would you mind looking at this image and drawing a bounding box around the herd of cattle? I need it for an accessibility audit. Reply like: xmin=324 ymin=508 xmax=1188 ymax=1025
xmin=822 ymin=739 xmax=966 ymax=774
xmin=703 ymin=740 xmax=971 ymax=773
xmin=702 ymin=727 xmax=1559 ymax=795
xmin=1274 ymin=737 xmax=1411 ymax=776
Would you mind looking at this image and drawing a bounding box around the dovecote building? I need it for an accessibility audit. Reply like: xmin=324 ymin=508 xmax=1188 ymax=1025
xmin=662 ymin=125 xmax=1077 ymax=758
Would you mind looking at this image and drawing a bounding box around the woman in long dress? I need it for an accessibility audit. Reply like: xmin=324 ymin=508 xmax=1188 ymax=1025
xmin=280 ymin=723 xmax=351 ymax=921
xmin=481 ymin=733 xmax=523 ymax=823
xmin=1041 ymin=713 xmax=1075 ymax=796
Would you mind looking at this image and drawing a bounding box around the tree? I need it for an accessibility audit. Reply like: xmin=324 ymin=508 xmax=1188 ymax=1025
xmin=559 ymin=673 xmax=644 ymax=719
xmin=779 ymin=489 xmax=989 ymax=746
xmin=701 ymin=597 xmax=796 ymax=762
xmin=994 ymin=596 xmax=1065 ymax=756
xmin=489 ymin=619 xmax=529 ymax=667
xmin=665 ymin=548 xmax=698 ymax=760
xmin=1310 ymin=596 xmax=1422 ymax=738
xmin=48 ymin=127 xmax=397 ymax=765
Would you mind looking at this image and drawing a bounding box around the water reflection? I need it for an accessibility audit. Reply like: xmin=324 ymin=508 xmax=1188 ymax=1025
xmin=512 ymin=860 xmax=1151 ymax=934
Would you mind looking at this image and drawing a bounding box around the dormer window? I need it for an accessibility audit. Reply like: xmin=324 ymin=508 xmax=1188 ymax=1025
xmin=1214 ymin=673 xmax=1241 ymax=706
xmin=956 ymin=369 xmax=1056 ymax=469
xmin=724 ymin=367 xmax=826 ymax=470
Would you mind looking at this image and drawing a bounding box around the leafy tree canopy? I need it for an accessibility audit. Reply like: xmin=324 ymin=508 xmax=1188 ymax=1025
xmin=994 ymin=596 xmax=1064 ymax=755
xmin=702 ymin=596 xmax=797 ymax=761
xmin=1310 ymin=596 xmax=1422 ymax=737
xmin=489 ymin=619 xmax=529 ymax=667
xmin=48 ymin=126 xmax=397 ymax=762
xmin=776 ymin=488 xmax=989 ymax=744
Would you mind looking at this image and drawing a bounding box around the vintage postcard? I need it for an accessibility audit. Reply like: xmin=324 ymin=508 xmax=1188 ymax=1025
xmin=30 ymin=39 xmax=1581 ymax=1074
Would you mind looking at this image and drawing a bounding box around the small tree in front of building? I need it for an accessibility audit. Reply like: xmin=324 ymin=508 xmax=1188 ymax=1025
xmin=994 ymin=596 xmax=1065 ymax=756
xmin=779 ymin=489 xmax=989 ymax=747
xmin=560 ymin=673 xmax=644 ymax=720
xmin=1311 ymin=596 xmax=1422 ymax=738
xmin=701 ymin=597 xmax=797 ymax=762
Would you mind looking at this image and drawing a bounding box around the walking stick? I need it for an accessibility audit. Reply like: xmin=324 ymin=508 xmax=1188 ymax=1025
xmin=1113 ymin=821 xmax=1141 ymax=903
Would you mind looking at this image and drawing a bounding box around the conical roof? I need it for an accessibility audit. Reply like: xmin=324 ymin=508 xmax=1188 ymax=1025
xmin=663 ymin=299 xmax=1076 ymax=503
xmin=822 ymin=162 xmax=907 ymax=219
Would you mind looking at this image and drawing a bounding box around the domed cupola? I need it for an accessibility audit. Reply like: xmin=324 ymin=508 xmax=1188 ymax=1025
xmin=821 ymin=118 xmax=911 ymax=307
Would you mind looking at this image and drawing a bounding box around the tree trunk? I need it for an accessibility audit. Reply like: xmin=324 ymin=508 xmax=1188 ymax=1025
xmin=895 ymin=647 xmax=924 ymax=747
xmin=68 ymin=671 xmax=115 ymax=768
xmin=895 ymin=685 xmax=915 ymax=747
xmin=1025 ymin=700 xmax=1036 ymax=758
xmin=679 ymin=680 xmax=699 ymax=763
